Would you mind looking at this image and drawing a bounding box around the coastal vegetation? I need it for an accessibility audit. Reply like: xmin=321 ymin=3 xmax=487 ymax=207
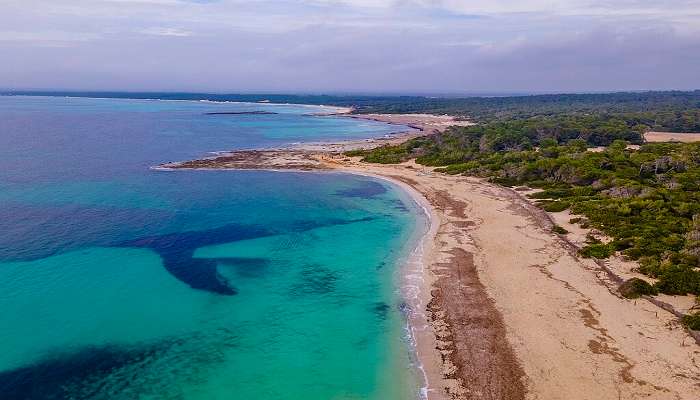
xmin=347 ymin=108 xmax=700 ymax=316
xmin=684 ymin=312 xmax=700 ymax=330
xmin=619 ymin=278 xmax=658 ymax=299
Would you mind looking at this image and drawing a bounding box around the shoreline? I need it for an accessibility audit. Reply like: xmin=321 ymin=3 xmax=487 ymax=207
xmin=334 ymin=165 xmax=527 ymax=400
xmin=332 ymin=169 xmax=444 ymax=400
xmin=156 ymin=113 xmax=700 ymax=400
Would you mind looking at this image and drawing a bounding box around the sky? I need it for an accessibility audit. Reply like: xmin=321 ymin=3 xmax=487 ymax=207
xmin=2 ymin=0 xmax=700 ymax=94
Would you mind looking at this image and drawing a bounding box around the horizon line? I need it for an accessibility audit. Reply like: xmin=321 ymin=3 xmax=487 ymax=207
xmin=3 ymin=88 xmax=700 ymax=101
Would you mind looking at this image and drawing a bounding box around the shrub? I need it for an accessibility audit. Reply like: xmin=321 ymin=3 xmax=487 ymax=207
xmin=683 ymin=312 xmax=700 ymax=330
xmin=654 ymin=266 xmax=700 ymax=295
xmin=611 ymin=238 xmax=635 ymax=251
xmin=344 ymin=149 xmax=366 ymax=157
xmin=579 ymin=243 xmax=615 ymax=259
xmin=585 ymin=233 xmax=602 ymax=244
xmin=349 ymin=144 xmax=413 ymax=164
xmin=529 ymin=188 xmax=571 ymax=199
xmin=552 ymin=225 xmax=569 ymax=234
xmin=438 ymin=161 xmax=479 ymax=175
xmin=540 ymin=201 xmax=570 ymax=212
xmin=618 ymin=278 xmax=657 ymax=298
xmin=491 ymin=176 xmax=521 ymax=186
xmin=637 ymin=257 xmax=662 ymax=277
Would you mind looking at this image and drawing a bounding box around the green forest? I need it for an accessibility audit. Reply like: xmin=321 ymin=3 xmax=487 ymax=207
xmin=347 ymin=98 xmax=700 ymax=330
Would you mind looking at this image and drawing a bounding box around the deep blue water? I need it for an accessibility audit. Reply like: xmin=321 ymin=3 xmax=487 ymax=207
xmin=0 ymin=96 xmax=425 ymax=399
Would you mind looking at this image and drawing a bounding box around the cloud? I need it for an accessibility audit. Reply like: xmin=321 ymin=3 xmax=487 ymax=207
xmin=139 ymin=27 xmax=194 ymax=37
xmin=1 ymin=0 xmax=699 ymax=92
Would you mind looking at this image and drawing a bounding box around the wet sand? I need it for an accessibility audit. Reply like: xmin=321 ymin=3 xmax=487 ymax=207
xmin=158 ymin=114 xmax=700 ymax=400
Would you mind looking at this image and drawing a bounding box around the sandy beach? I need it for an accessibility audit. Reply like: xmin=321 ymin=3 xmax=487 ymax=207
xmin=158 ymin=114 xmax=700 ymax=400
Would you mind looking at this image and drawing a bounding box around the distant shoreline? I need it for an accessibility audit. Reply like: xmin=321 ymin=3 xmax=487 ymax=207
xmin=0 ymin=93 xmax=356 ymax=115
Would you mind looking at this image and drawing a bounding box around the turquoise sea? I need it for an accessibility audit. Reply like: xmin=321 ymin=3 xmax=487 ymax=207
xmin=0 ymin=96 xmax=427 ymax=399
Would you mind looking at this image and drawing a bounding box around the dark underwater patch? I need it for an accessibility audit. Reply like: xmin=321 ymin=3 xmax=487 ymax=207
xmin=0 ymin=201 xmax=377 ymax=296
xmin=165 ymin=252 xmax=238 ymax=295
xmin=0 ymin=343 xmax=163 ymax=400
xmin=0 ymin=202 xmax=169 ymax=263
xmin=290 ymin=264 xmax=339 ymax=296
xmin=118 ymin=217 xmax=376 ymax=296
xmin=334 ymin=180 xmax=387 ymax=199
xmin=389 ymin=198 xmax=409 ymax=212
xmin=215 ymin=257 xmax=270 ymax=278
xmin=0 ymin=332 xmax=238 ymax=400
xmin=119 ymin=223 xmax=273 ymax=295
xmin=372 ymin=302 xmax=391 ymax=320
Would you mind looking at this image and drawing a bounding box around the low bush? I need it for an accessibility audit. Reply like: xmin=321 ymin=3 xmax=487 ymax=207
xmin=618 ymin=278 xmax=657 ymax=299
xmin=579 ymin=243 xmax=615 ymax=259
xmin=552 ymin=225 xmax=569 ymax=234
xmin=540 ymin=201 xmax=570 ymax=212
xmin=654 ymin=266 xmax=700 ymax=295
xmin=682 ymin=312 xmax=700 ymax=330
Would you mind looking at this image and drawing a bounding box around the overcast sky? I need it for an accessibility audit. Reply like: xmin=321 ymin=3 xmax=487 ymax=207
xmin=2 ymin=0 xmax=700 ymax=93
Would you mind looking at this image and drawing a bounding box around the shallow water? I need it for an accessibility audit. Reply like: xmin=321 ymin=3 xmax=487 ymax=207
xmin=0 ymin=96 xmax=426 ymax=399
